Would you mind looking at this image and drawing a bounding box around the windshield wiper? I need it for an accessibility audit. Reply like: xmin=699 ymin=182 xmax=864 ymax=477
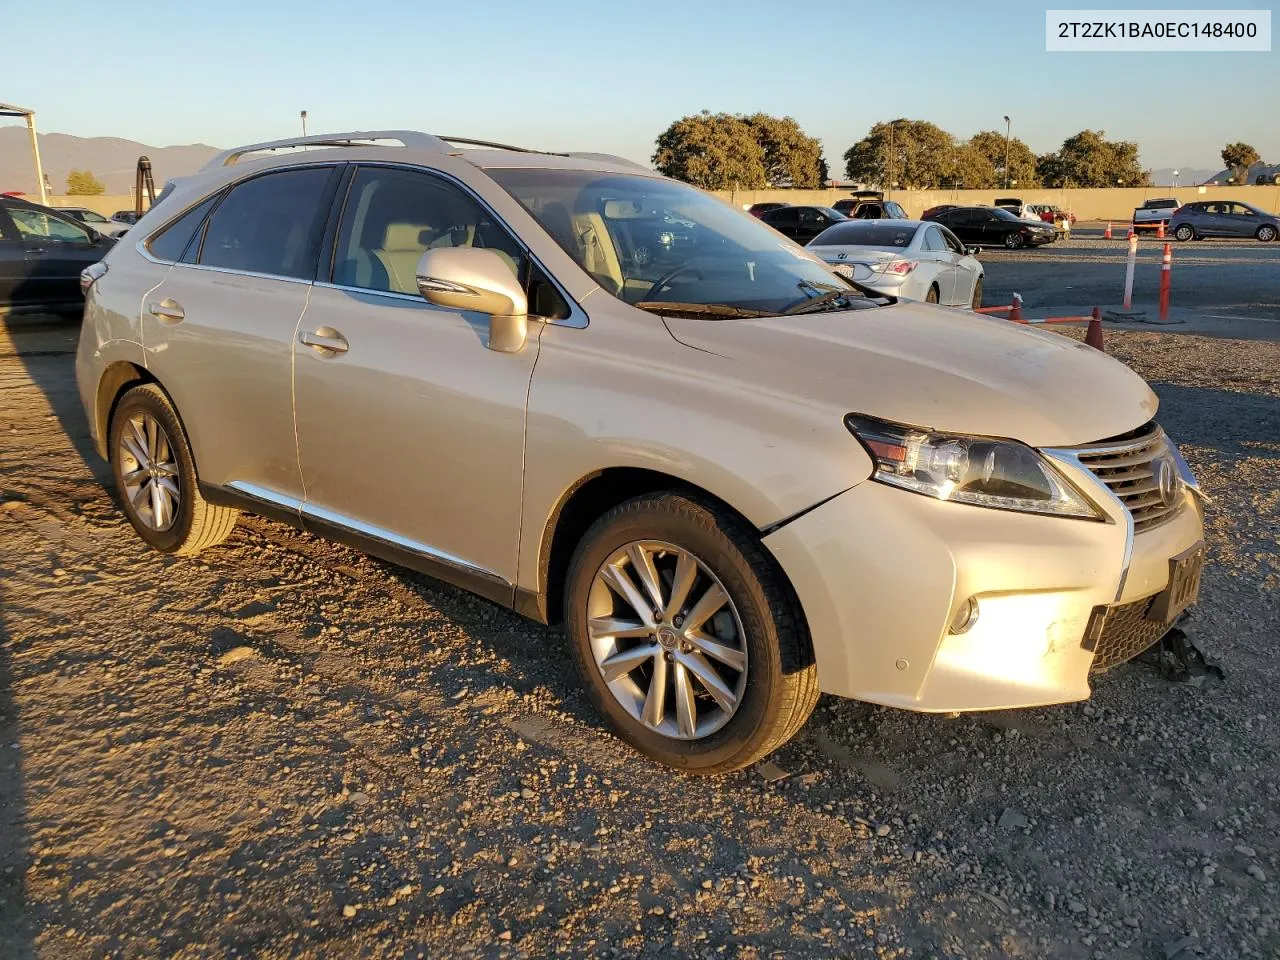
xmin=783 ymin=281 xmax=896 ymax=315
xmin=635 ymin=301 xmax=775 ymax=319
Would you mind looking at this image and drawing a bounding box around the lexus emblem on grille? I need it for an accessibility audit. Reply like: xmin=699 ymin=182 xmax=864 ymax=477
xmin=1155 ymin=456 xmax=1178 ymax=508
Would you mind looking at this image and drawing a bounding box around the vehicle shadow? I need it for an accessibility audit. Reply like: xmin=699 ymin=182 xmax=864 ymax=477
xmin=1146 ymin=381 xmax=1280 ymax=462
xmin=0 ymin=596 xmax=34 ymax=960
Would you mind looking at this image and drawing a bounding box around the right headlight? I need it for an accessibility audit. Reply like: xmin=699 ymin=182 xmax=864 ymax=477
xmin=845 ymin=414 xmax=1104 ymax=520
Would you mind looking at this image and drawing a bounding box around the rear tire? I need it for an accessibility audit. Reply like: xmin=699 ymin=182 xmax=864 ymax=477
xmin=108 ymin=384 xmax=239 ymax=555
xmin=1173 ymin=224 xmax=1195 ymax=242
xmin=563 ymin=492 xmax=818 ymax=774
xmin=1257 ymin=225 xmax=1277 ymax=242
xmin=970 ymin=277 xmax=984 ymax=310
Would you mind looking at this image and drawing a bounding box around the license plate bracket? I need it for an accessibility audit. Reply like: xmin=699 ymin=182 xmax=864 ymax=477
xmin=1146 ymin=542 xmax=1204 ymax=624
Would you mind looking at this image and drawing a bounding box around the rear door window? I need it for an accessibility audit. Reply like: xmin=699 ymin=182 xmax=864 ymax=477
xmin=147 ymin=194 xmax=220 ymax=262
xmin=921 ymin=226 xmax=945 ymax=252
xmin=198 ymin=167 xmax=336 ymax=279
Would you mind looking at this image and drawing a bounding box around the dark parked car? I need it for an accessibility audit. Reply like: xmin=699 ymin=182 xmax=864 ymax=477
xmin=1169 ymin=201 xmax=1279 ymax=242
xmin=746 ymin=202 xmax=787 ymax=218
xmin=924 ymin=205 xmax=1056 ymax=249
xmin=111 ymin=210 xmax=142 ymax=224
xmin=759 ymin=205 xmax=848 ymax=243
xmin=0 ymin=196 xmax=115 ymax=311
xmin=833 ymin=191 xmax=908 ymax=220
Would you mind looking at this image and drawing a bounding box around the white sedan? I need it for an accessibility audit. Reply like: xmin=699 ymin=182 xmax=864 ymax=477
xmin=807 ymin=219 xmax=985 ymax=308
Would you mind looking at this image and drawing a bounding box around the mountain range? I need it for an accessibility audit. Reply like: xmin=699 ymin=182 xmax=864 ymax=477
xmin=0 ymin=128 xmax=221 ymax=195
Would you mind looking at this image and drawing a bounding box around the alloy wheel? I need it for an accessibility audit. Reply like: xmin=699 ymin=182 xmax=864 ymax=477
xmin=118 ymin=412 xmax=180 ymax=531
xmin=1259 ymin=226 xmax=1277 ymax=242
xmin=586 ymin=540 xmax=748 ymax=740
xmin=1005 ymin=232 xmax=1023 ymax=249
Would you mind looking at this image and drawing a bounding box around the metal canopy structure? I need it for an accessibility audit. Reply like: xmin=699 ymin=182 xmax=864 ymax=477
xmin=0 ymin=102 xmax=48 ymax=204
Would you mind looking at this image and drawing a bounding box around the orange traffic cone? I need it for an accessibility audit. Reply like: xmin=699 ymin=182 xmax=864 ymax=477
xmin=1103 ymin=221 xmax=1113 ymax=240
xmin=1156 ymin=220 xmax=1166 ymax=239
xmin=1085 ymin=307 xmax=1105 ymax=352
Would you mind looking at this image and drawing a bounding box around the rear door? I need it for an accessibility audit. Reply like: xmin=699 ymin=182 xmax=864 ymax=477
xmin=140 ymin=164 xmax=342 ymax=505
xmin=762 ymin=207 xmax=800 ymax=240
xmin=943 ymin=209 xmax=983 ymax=244
xmin=795 ymin=207 xmax=831 ymax=243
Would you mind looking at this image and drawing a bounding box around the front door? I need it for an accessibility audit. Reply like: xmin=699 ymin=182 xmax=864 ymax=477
xmin=293 ymin=164 xmax=540 ymax=599
xmin=140 ymin=165 xmax=342 ymax=504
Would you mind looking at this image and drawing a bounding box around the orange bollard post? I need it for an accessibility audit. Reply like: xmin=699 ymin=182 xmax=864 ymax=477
xmin=1159 ymin=243 xmax=1172 ymax=321
xmin=1009 ymin=293 xmax=1024 ymax=323
xmin=1085 ymin=307 xmax=1105 ymax=352
xmin=1103 ymin=221 xmax=1113 ymax=240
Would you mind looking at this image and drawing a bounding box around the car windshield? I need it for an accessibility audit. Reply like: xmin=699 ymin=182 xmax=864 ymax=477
xmin=78 ymin=210 xmax=109 ymax=222
xmin=809 ymin=222 xmax=916 ymax=248
xmin=488 ymin=168 xmax=882 ymax=315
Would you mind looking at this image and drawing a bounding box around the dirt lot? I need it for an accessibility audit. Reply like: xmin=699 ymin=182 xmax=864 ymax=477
xmin=980 ymin=228 xmax=1280 ymax=331
xmin=1 ymin=313 xmax=1278 ymax=959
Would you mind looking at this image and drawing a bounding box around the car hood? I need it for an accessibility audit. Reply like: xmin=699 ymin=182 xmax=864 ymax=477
xmin=661 ymin=301 xmax=1158 ymax=447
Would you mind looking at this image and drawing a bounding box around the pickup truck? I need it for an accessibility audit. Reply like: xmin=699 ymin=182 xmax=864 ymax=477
xmin=1132 ymin=197 xmax=1180 ymax=232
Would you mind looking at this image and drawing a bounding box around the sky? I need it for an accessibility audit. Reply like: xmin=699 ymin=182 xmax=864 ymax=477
xmin=2 ymin=0 xmax=1276 ymax=173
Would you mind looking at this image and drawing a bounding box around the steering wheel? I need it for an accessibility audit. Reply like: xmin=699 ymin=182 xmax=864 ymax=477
xmin=644 ymin=265 xmax=705 ymax=301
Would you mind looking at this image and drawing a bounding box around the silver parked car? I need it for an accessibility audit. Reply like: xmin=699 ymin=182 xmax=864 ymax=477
xmin=1168 ymin=201 xmax=1279 ymax=242
xmin=60 ymin=206 xmax=131 ymax=238
xmin=76 ymin=130 xmax=1206 ymax=774
xmin=806 ymin=219 xmax=984 ymax=308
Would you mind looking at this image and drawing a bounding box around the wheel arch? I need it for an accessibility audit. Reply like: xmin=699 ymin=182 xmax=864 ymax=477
xmin=93 ymin=361 xmax=156 ymax=459
xmin=517 ymin=466 xmax=802 ymax=629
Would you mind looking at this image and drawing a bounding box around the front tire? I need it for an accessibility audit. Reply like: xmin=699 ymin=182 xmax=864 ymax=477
xmin=564 ymin=493 xmax=818 ymax=774
xmin=971 ymin=277 xmax=984 ymax=310
xmin=108 ymin=384 xmax=239 ymax=555
xmin=925 ymin=285 xmax=940 ymax=304
xmin=1004 ymin=232 xmax=1024 ymax=250
xmin=1174 ymin=224 xmax=1195 ymax=241
xmin=1257 ymin=225 xmax=1277 ymax=242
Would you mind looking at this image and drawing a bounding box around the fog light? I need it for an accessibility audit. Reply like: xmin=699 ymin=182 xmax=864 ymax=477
xmin=949 ymin=597 xmax=979 ymax=635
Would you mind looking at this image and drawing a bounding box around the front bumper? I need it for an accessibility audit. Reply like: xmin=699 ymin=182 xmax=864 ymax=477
xmin=764 ymin=469 xmax=1204 ymax=712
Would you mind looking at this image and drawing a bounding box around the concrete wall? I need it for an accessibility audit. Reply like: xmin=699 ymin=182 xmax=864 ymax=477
xmin=715 ymin=185 xmax=1280 ymax=221
xmin=34 ymin=195 xmax=146 ymax=216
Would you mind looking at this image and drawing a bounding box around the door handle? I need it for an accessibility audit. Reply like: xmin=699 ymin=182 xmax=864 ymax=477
xmin=148 ymin=298 xmax=185 ymax=323
xmin=26 ymin=247 xmax=46 ymax=256
xmin=299 ymin=327 xmax=349 ymax=355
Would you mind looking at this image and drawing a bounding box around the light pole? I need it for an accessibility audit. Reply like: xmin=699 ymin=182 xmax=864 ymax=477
xmin=300 ymin=110 xmax=308 ymax=137
xmin=1173 ymin=169 xmax=1180 ymax=188
xmin=1002 ymin=115 xmax=1012 ymax=190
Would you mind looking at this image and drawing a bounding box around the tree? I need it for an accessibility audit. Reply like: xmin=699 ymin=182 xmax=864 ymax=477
xmin=1035 ymin=130 xmax=1151 ymax=187
xmin=843 ymin=120 xmax=957 ymax=189
xmin=66 ymin=169 xmax=106 ymax=196
xmin=743 ymin=114 xmax=824 ymax=187
xmin=967 ymin=130 xmax=1039 ymax=188
xmin=1221 ymin=142 xmax=1260 ymax=184
xmin=950 ymin=143 xmax=999 ymax=189
xmin=652 ymin=112 xmax=767 ymax=190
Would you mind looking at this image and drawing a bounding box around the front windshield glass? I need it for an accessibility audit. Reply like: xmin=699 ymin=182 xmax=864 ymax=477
xmin=79 ymin=210 xmax=109 ymax=222
xmin=487 ymin=167 xmax=882 ymax=316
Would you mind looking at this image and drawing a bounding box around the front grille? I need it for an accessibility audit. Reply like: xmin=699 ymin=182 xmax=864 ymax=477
xmin=1076 ymin=424 xmax=1180 ymax=533
xmin=1088 ymin=594 xmax=1173 ymax=672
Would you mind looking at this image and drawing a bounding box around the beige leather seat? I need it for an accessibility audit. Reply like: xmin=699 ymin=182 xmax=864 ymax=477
xmin=373 ymin=223 xmax=432 ymax=294
xmin=573 ymin=209 xmax=624 ymax=294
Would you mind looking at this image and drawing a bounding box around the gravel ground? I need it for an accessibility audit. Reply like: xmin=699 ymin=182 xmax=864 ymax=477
xmin=979 ymin=227 xmax=1280 ymax=328
xmin=1 ymin=314 xmax=1278 ymax=960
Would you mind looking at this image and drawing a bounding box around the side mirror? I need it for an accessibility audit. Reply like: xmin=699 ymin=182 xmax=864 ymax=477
xmin=415 ymin=247 xmax=529 ymax=353
xmin=966 ymin=245 xmax=982 ymax=256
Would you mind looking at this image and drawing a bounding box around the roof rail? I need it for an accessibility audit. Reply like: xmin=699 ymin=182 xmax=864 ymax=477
xmin=204 ymin=130 xmax=452 ymax=169
xmin=564 ymin=152 xmax=651 ymax=172
xmin=439 ymin=136 xmax=549 ymax=154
